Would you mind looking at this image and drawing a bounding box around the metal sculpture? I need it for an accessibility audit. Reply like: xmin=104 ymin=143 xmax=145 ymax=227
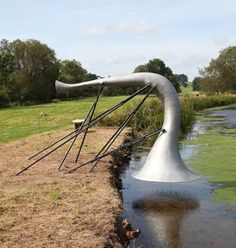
xmin=55 ymin=72 xmax=199 ymax=182
xmin=16 ymin=83 xmax=155 ymax=176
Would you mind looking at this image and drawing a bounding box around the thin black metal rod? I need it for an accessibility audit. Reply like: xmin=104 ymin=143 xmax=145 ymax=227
xmin=67 ymin=128 xmax=165 ymax=174
xmin=57 ymin=107 xmax=91 ymax=170
xmin=27 ymin=129 xmax=76 ymax=160
xmin=27 ymin=84 xmax=151 ymax=160
xmin=75 ymin=85 xmax=104 ymax=163
xmin=57 ymin=133 xmax=79 ymax=170
xmin=89 ymin=86 xmax=154 ymax=172
xmin=16 ymin=131 xmax=81 ymax=176
xmin=17 ymin=85 xmax=151 ymax=176
xmin=18 ymin=100 xmax=130 ymax=176
xmin=58 ymin=85 xmax=104 ymax=170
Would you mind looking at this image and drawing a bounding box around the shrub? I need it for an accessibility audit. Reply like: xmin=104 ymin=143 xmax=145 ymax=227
xmin=99 ymin=94 xmax=236 ymax=139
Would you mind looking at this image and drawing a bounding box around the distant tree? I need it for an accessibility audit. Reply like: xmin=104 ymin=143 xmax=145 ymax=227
xmin=84 ymin=73 xmax=98 ymax=81
xmin=192 ymin=77 xmax=201 ymax=91
xmin=175 ymin=74 xmax=188 ymax=84
xmin=0 ymin=53 xmax=14 ymax=84
xmin=58 ymin=60 xmax=101 ymax=97
xmin=0 ymin=52 xmax=15 ymax=105
xmin=59 ymin=59 xmax=87 ymax=84
xmin=81 ymin=73 xmax=101 ymax=96
xmin=0 ymin=39 xmax=59 ymax=103
xmin=134 ymin=58 xmax=180 ymax=92
xmin=199 ymin=46 xmax=236 ymax=93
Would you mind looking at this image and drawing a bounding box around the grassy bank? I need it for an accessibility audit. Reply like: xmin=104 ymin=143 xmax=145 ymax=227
xmin=101 ymin=94 xmax=236 ymax=137
xmin=1 ymin=94 xmax=236 ymax=144
xmin=0 ymin=96 xmax=126 ymax=143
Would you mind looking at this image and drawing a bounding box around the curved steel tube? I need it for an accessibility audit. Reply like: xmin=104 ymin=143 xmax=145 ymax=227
xmin=56 ymin=72 xmax=199 ymax=182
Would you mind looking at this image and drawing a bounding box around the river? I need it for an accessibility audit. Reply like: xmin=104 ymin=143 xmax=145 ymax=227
xmin=120 ymin=108 xmax=236 ymax=248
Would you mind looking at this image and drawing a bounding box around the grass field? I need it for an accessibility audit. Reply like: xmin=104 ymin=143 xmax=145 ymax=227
xmin=1 ymin=94 xmax=236 ymax=144
xmin=0 ymin=96 xmax=127 ymax=143
xmin=180 ymin=83 xmax=194 ymax=95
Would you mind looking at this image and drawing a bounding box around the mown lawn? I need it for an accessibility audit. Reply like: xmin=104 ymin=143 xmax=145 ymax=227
xmin=0 ymin=96 xmax=127 ymax=144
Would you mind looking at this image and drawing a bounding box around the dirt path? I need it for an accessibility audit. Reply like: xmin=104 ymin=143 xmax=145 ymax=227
xmin=0 ymin=127 xmax=126 ymax=248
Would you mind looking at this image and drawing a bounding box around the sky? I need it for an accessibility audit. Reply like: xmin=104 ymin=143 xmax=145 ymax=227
xmin=1 ymin=0 xmax=236 ymax=80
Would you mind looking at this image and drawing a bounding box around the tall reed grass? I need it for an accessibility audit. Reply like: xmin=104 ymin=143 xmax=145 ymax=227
xmin=100 ymin=94 xmax=236 ymax=138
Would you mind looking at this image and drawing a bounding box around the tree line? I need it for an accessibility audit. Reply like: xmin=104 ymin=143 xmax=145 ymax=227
xmin=193 ymin=46 xmax=236 ymax=94
xmin=0 ymin=39 xmax=98 ymax=106
xmin=0 ymin=38 xmax=190 ymax=107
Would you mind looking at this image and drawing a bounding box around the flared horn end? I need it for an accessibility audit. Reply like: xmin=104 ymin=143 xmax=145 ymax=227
xmin=55 ymin=80 xmax=70 ymax=94
xmin=133 ymin=164 xmax=200 ymax=183
xmin=132 ymin=133 xmax=200 ymax=183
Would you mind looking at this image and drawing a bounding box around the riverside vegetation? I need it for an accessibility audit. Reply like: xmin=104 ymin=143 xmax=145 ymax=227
xmin=1 ymin=94 xmax=236 ymax=144
xmin=99 ymin=94 xmax=236 ymax=138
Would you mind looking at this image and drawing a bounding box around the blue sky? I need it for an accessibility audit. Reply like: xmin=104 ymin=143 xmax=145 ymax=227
xmin=1 ymin=0 xmax=236 ymax=80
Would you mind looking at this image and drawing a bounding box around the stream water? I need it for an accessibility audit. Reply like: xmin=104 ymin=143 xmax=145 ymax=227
xmin=120 ymin=109 xmax=236 ymax=248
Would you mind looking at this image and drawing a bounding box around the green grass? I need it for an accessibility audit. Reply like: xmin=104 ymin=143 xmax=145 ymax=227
xmin=48 ymin=190 xmax=61 ymax=201
xmin=180 ymin=83 xmax=193 ymax=95
xmin=0 ymin=96 xmax=126 ymax=143
xmin=1 ymin=94 xmax=236 ymax=144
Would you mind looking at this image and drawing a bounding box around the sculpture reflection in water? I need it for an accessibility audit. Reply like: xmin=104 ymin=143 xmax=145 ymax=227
xmin=133 ymin=192 xmax=200 ymax=248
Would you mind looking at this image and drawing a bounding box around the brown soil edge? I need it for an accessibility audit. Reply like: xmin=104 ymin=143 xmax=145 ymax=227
xmin=0 ymin=127 xmax=131 ymax=248
xmin=107 ymin=132 xmax=134 ymax=248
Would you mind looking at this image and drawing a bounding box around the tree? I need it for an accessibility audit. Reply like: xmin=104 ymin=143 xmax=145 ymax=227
xmin=199 ymin=46 xmax=236 ymax=93
xmin=58 ymin=60 xmax=100 ymax=97
xmin=192 ymin=77 xmax=201 ymax=91
xmin=134 ymin=58 xmax=180 ymax=92
xmin=175 ymin=74 xmax=188 ymax=84
xmin=0 ymin=52 xmax=15 ymax=105
xmin=0 ymin=39 xmax=59 ymax=102
xmin=59 ymin=59 xmax=87 ymax=84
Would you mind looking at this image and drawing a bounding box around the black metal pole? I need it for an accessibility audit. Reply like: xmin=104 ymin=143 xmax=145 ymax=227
xmin=67 ymin=128 xmax=165 ymax=173
xmin=58 ymin=84 xmax=104 ymax=170
xmin=89 ymin=86 xmax=154 ymax=172
xmin=75 ymin=85 xmax=104 ymax=163
xmin=16 ymin=131 xmax=81 ymax=176
xmin=27 ymin=84 xmax=151 ymax=160
xmin=17 ymin=84 xmax=152 ymax=176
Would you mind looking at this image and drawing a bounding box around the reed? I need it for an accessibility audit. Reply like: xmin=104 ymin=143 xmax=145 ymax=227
xmin=100 ymin=94 xmax=236 ymax=138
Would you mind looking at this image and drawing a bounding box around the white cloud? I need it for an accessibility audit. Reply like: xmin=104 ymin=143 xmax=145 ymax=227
xmin=103 ymin=54 xmax=146 ymax=65
xmin=116 ymin=21 xmax=156 ymax=33
xmin=213 ymin=36 xmax=231 ymax=47
xmin=82 ymin=21 xmax=157 ymax=36
xmin=83 ymin=26 xmax=108 ymax=36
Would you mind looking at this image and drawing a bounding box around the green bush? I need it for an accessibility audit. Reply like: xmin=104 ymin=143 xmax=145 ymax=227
xmin=99 ymin=94 xmax=236 ymax=139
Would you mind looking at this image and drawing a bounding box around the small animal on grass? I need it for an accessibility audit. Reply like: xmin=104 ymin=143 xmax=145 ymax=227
xmin=40 ymin=112 xmax=47 ymax=117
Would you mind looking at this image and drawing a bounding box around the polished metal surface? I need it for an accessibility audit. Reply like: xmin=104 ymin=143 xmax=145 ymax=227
xmin=55 ymin=72 xmax=199 ymax=182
